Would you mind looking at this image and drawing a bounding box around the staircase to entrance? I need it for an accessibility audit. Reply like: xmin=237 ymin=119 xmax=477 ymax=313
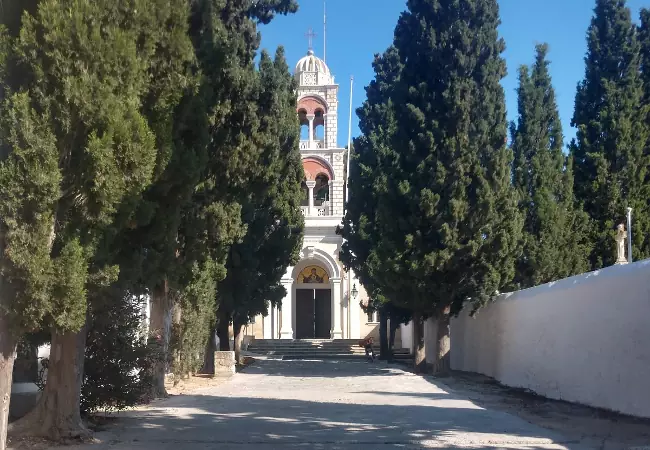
xmin=247 ymin=339 xmax=411 ymax=361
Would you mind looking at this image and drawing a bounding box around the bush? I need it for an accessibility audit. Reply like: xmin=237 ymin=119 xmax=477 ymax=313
xmin=170 ymin=261 xmax=218 ymax=380
xmin=82 ymin=290 xmax=162 ymax=414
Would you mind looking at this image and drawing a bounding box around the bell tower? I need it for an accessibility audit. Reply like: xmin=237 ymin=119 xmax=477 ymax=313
xmin=294 ymin=40 xmax=344 ymax=218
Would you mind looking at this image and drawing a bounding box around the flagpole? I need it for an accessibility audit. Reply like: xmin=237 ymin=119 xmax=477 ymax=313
xmin=345 ymin=75 xmax=354 ymax=206
xmin=346 ymin=75 xmax=354 ymax=338
xmin=323 ymin=0 xmax=327 ymax=63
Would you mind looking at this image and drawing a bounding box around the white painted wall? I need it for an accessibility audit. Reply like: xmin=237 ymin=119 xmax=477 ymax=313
xmin=400 ymin=321 xmax=413 ymax=353
xmin=451 ymin=259 xmax=650 ymax=418
xmin=423 ymin=317 xmax=438 ymax=363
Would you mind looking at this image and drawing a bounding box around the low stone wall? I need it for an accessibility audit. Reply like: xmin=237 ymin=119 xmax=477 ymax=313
xmin=451 ymin=259 xmax=650 ymax=418
xmin=214 ymin=351 xmax=236 ymax=377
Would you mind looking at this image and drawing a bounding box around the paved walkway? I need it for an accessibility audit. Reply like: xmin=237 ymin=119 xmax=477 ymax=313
xmin=57 ymin=358 xmax=588 ymax=449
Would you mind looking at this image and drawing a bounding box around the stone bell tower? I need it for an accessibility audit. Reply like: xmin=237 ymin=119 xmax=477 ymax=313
xmin=293 ymin=37 xmax=344 ymax=218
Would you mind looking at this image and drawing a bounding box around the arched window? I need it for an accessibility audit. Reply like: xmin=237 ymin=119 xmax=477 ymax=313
xmin=314 ymin=109 xmax=325 ymax=141
xmin=314 ymin=173 xmax=330 ymax=206
xmin=298 ymin=108 xmax=309 ymax=140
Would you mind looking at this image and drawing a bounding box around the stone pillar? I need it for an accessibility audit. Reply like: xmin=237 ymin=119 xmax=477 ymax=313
xmin=330 ymin=277 xmax=343 ymax=339
xmin=328 ymin=180 xmax=335 ymax=216
xmin=263 ymin=305 xmax=272 ymax=339
xmin=273 ymin=305 xmax=280 ymax=339
xmin=307 ymin=114 xmax=315 ymax=148
xmin=349 ymin=275 xmax=361 ymax=339
xmin=214 ymin=351 xmax=236 ymax=377
xmin=330 ymin=179 xmax=344 ymax=217
xmin=306 ymin=180 xmax=316 ymax=216
xmin=280 ymin=278 xmax=294 ymax=339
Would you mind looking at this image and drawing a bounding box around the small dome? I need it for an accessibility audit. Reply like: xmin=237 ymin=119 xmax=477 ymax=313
xmin=294 ymin=49 xmax=331 ymax=76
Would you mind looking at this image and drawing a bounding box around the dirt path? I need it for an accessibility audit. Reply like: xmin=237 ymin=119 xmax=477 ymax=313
xmin=13 ymin=358 xmax=584 ymax=449
xmin=10 ymin=359 xmax=650 ymax=449
xmin=436 ymin=371 xmax=650 ymax=450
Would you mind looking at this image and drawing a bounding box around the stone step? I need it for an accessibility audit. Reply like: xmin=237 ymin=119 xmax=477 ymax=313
xmin=279 ymin=353 xmax=412 ymax=361
xmin=249 ymin=347 xmax=410 ymax=353
xmin=251 ymin=339 xmax=359 ymax=345
xmin=249 ymin=342 xmax=407 ymax=349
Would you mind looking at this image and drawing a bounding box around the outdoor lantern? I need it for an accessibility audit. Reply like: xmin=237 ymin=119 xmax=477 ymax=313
xmin=351 ymin=283 xmax=358 ymax=299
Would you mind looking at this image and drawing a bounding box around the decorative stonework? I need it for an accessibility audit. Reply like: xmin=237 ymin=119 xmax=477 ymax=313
xmin=303 ymin=245 xmax=316 ymax=259
xmin=214 ymin=351 xmax=236 ymax=377
xmin=303 ymin=72 xmax=317 ymax=85
xmin=615 ymin=223 xmax=628 ymax=265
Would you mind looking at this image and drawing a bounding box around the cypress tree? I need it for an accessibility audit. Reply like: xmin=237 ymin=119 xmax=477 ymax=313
xmin=571 ymin=0 xmax=649 ymax=268
xmin=638 ymin=9 xmax=650 ymax=255
xmin=220 ymin=47 xmax=304 ymax=364
xmin=1 ymin=0 xmax=193 ymax=440
xmin=511 ymin=44 xmax=590 ymax=288
xmin=111 ymin=0 xmax=203 ymax=398
xmin=0 ymin=0 xmax=39 ymax=36
xmin=640 ymin=9 xmax=650 ymax=99
xmin=339 ymin=46 xmax=405 ymax=360
xmin=372 ymin=0 xmax=521 ymax=373
xmin=183 ymin=0 xmax=298 ymax=362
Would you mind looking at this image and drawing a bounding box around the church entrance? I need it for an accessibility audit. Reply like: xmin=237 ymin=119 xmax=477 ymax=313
xmin=295 ymin=288 xmax=331 ymax=339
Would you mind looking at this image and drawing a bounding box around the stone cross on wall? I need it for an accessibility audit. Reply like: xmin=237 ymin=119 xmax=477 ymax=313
xmin=614 ymin=223 xmax=628 ymax=265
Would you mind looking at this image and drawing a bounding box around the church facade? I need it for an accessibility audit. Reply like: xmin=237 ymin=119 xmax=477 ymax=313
xmin=251 ymin=48 xmax=374 ymax=340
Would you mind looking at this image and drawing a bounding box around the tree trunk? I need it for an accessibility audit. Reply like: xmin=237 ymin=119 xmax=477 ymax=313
xmin=148 ymin=281 xmax=171 ymax=399
xmin=412 ymin=312 xmax=426 ymax=374
xmin=233 ymin=321 xmax=244 ymax=365
xmin=0 ymin=313 xmax=17 ymax=450
xmin=431 ymin=313 xmax=451 ymax=376
xmin=171 ymin=302 xmax=182 ymax=383
xmin=378 ymin=309 xmax=388 ymax=360
xmin=216 ymin=310 xmax=230 ymax=352
xmin=9 ymin=325 xmax=90 ymax=440
xmin=388 ymin=315 xmax=398 ymax=362
xmin=200 ymin=325 xmax=216 ymax=374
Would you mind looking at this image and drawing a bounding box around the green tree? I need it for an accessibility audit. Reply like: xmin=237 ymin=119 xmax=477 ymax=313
xmin=1 ymin=0 xmax=187 ymax=440
xmin=109 ymin=0 xmax=203 ymax=398
xmin=370 ymin=0 xmax=521 ymax=373
xmin=183 ymin=0 xmax=298 ymax=366
xmin=0 ymin=28 xmax=59 ymax=448
xmin=638 ymin=10 xmax=650 ymax=254
xmin=571 ymin=0 xmax=649 ymax=268
xmin=338 ymin=46 xmax=406 ymax=360
xmin=0 ymin=0 xmax=39 ymax=36
xmin=170 ymin=260 xmax=220 ymax=379
xmin=220 ymin=48 xmax=304 ymax=364
xmin=511 ymin=44 xmax=590 ymax=288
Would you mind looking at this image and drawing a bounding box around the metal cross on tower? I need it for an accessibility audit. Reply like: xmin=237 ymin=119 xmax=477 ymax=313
xmin=305 ymin=27 xmax=317 ymax=50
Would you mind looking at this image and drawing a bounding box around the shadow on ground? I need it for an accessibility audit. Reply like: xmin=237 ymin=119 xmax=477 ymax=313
xmin=39 ymin=359 xmax=586 ymax=450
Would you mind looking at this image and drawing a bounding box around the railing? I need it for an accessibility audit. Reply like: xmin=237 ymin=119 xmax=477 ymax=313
xmin=300 ymin=206 xmax=329 ymax=217
xmin=299 ymin=139 xmax=325 ymax=150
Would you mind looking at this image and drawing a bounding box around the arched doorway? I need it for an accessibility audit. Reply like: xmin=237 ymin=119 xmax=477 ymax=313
xmin=294 ymin=265 xmax=331 ymax=339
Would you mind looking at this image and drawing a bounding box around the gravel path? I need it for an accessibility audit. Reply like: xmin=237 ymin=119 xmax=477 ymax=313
xmin=48 ymin=358 xmax=589 ymax=449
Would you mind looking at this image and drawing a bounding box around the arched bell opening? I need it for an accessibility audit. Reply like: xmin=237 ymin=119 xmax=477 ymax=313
xmin=313 ymin=173 xmax=330 ymax=206
xmin=313 ymin=109 xmax=325 ymax=141
xmin=298 ymin=108 xmax=309 ymax=140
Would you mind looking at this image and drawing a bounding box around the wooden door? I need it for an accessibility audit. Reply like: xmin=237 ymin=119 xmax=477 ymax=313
xmin=314 ymin=289 xmax=332 ymax=339
xmin=295 ymin=289 xmax=315 ymax=339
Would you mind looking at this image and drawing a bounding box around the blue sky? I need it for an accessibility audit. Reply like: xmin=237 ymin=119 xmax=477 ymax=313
xmin=259 ymin=0 xmax=648 ymax=149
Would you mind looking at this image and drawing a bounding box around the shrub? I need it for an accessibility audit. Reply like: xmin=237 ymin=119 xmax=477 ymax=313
xmin=81 ymin=290 xmax=162 ymax=414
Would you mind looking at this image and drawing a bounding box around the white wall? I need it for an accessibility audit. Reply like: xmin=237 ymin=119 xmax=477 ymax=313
xmin=451 ymin=259 xmax=650 ymax=418
xmin=400 ymin=321 xmax=413 ymax=353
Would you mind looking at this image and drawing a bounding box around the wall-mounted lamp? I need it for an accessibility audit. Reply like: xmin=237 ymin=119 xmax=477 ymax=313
xmin=351 ymin=283 xmax=358 ymax=300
